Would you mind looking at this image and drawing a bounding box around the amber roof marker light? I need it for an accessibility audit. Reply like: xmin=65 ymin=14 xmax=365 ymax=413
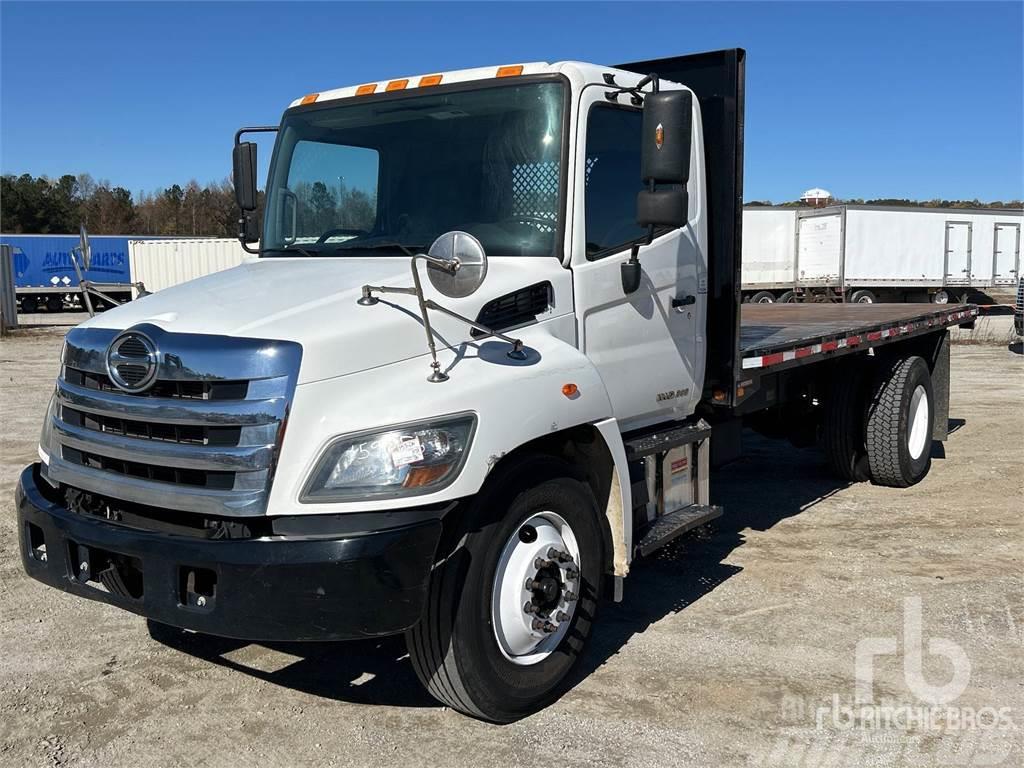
xmin=496 ymin=65 xmax=524 ymax=78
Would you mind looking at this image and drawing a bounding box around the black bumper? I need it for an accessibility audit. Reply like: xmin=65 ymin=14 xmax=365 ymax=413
xmin=16 ymin=464 xmax=442 ymax=642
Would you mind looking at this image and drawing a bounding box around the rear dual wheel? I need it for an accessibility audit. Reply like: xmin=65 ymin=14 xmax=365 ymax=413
xmin=824 ymin=354 xmax=934 ymax=487
xmin=865 ymin=356 xmax=933 ymax=487
xmin=407 ymin=456 xmax=602 ymax=723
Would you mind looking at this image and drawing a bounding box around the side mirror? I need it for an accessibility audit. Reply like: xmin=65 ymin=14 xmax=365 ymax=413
xmin=637 ymin=90 xmax=692 ymax=228
xmin=78 ymin=223 xmax=92 ymax=271
xmin=232 ymin=142 xmax=258 ymax=212
xmin=425 ymin=231 xmax=488 ymax=298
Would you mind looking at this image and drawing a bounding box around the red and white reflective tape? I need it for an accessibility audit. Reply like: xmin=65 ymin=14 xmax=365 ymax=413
xmin=742 ymin=307 xmax=978 ymax=370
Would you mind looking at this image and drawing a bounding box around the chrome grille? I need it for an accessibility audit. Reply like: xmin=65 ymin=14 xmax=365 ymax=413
xmin=42 ymin=323 xmax=302 ymax=517
xmin=1016 ymin=277 xmax=1023 ymax=313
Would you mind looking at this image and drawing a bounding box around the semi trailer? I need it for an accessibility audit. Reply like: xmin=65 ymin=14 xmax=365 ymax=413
xmin=17 ymin=49 xmax=978 ymax=723
xmin=0 ymin=234 xmax=137 ymax=312
xmin=740 ymin=205 xmax=1022 ymax=304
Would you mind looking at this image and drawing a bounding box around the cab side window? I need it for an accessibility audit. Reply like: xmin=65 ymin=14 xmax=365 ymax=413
xmin=584 ymin=106 xmax=648 ymax=260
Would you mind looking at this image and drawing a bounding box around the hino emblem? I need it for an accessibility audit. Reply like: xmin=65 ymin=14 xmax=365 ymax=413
xmin=105 ymin=331 xmax=159 ymax=393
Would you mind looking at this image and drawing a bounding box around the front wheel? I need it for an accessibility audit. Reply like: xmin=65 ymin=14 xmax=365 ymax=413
xmin=406 ymin=456 xmax=603 ymax=723
xmin=850 ymin=289 xmax=876 ymax=304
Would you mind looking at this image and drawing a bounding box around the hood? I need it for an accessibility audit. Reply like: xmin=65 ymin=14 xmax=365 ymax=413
xmin=82 ymin=256 xmax=566 ymax=384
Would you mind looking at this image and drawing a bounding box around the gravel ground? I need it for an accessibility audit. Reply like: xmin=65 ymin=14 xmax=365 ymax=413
xmin=0 ymin=326 xmax=1020 ymax=767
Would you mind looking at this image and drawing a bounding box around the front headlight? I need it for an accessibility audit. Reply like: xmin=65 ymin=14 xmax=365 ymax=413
xmin=300 ymin=413 xmax=476 ymax=502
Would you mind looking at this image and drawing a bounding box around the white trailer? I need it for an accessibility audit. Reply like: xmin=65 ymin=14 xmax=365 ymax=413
xmin=740 ymin=208 xmax=796 ymax=302
xmin=741 ymin=205 xmax=1022 ymax=303
xmin=843 ymin=206 xmax=1021 ymax=302
xmin=128 ymin=238 xmax=249 ymax=296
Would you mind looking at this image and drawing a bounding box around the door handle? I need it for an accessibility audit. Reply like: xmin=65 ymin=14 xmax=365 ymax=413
xmin=672 ymin=294 xmax=696 ymax=309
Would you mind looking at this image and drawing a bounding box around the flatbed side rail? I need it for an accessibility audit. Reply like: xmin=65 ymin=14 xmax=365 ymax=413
xmin=741 ymin=306 xmax=977 ymax=373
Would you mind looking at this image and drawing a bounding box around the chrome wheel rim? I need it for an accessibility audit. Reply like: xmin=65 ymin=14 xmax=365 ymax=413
xmin=491 ymin=511 xmax=581 ymax=666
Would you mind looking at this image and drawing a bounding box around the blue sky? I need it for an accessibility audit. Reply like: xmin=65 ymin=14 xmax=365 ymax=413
xmin=1 ymin=1 xmax=1021 ymax=203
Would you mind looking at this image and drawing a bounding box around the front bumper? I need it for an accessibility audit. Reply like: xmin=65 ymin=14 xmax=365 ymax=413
xmin=16 ymin=464 xmax=442 ymax=642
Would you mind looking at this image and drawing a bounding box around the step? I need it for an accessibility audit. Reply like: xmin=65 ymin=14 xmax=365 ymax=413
xmin=623 ymin=418 xmax=712 ymax=460
xmin=635 ymin=504 xmax=722 ymax=557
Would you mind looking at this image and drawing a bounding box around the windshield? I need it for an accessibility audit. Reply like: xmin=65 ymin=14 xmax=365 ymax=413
xmin=262 ymin=80 xmax=565 ymax=258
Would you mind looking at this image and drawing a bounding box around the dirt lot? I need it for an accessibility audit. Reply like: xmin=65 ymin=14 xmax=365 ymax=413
xmin=0 ymin=325 xmax=1021 ymax=767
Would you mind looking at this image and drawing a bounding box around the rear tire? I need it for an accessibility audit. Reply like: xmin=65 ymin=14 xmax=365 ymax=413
xmin=749 ymin=290 xmax=776 ymax=304
xmin=406 ymin=455 xmax=603 ymax=723
xmin=824 ymin=362 xmax=872 ymax=482
xmin=850 ymin=289 xmax=876 ymax=304
xmin=777 ymin=290 xmax=796 ymax=303
xmin=20 ymin=296 xmax=38 ymax=314
xmin=865 ymin=356 xmax=934 ymax=487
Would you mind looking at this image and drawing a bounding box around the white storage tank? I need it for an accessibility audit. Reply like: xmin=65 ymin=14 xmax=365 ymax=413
xmin=129 ymin=238 xmax=250 ymax=296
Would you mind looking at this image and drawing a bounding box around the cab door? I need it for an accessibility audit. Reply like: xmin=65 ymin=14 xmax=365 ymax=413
xmin=569 ymin=83 xmax=705 ymax=432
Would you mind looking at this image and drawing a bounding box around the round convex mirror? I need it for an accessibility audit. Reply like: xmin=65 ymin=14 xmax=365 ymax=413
xmin=426 ymin=231 xmax=488 ymax=299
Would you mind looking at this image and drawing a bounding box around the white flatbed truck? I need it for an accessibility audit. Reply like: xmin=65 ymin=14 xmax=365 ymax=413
xmin=17 ymin=49 xmax=977 ymax=722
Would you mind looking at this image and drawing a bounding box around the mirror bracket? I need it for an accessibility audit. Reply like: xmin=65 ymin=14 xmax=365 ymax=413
xmin=358 ymin=234 xmax=524 ymax=381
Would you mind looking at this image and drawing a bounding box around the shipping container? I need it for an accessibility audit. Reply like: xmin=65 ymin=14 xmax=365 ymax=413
xmin=128 ymin=238 xmax=249 ymax=296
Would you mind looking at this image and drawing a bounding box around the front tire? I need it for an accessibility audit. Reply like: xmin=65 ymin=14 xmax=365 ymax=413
xmin=406 ymin=456 xmax=603 ymax=723
xmin=850 ymin=289 xmax=876 ymax=304
xmin=865 ymin=356 xmax=934 ymax=487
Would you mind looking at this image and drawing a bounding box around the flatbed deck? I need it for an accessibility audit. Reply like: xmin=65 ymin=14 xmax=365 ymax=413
xmin=739 ymin=303 xmax=977 ymax=372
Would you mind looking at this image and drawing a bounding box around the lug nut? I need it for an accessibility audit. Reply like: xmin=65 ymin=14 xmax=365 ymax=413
xmin=564 ymin=591 xmax=578 ymax=603
xmin=556 ymin=611 xmax=569 ymax=622
xmin=564 ymin=567 xmax=580 ymax=581
xmin=531 ymin=618 xmax=546 ymax=631
xmin=524 ymin=601 xmax=536 ymax=615
xmin=534 ymin=557 xmax=548 ymax=570
xmin=196 ymin=596 xmax=207 ymax=608
xmin=542 ymin=621 xmax=557 ymax=634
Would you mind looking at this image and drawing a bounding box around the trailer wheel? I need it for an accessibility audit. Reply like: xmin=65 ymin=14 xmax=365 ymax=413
xmin=777 ymin=290 xmax=796 ymax=303
xmin=19 ymin=296 xmax=38 ymax=314
xmin=406 ymin=455 xmax=602 ymax=723
xmin=749 ymin=290 xmax=776 ymax=304
xmin=865 ymin=355 xmax=933 ymax=487
xmin=824 ymin=362 xmax=872 ymax=482
xmin=850 ymin=289 xmax=876 ymax=304
xmin=931 ymin=289 xmax=951 ymax=305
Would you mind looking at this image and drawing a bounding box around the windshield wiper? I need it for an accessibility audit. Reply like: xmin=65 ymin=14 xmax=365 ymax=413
xmin=263 ymin=245 xmax=318 ymax=258
xmin=330 ymin=241 xmax=424 ymax=258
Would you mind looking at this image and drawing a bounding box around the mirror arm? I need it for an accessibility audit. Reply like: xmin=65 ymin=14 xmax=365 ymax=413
xmin=422 ymin=300 xmax=526 ymax=360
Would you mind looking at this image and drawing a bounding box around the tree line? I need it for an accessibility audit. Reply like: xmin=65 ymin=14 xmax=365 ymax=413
xmin=0 ymin=173 xmax=262 ymax=237
xmin=2 ymin=172 xmax=1019 ymax=237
